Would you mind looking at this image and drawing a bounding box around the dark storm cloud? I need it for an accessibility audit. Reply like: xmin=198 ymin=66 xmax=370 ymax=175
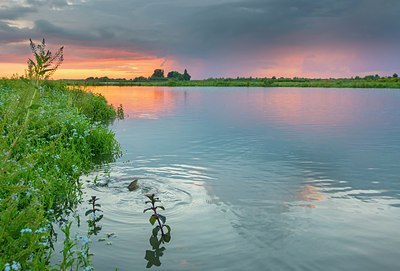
xmin=25 ymin=0 xmax=73 ymax=9
xmin=0 ymin=5 xmax=37 ymax=20
xmin=1 ymin=0 xmax=399 ymax=76
xmin=0 ymin=21 xmax=31 ymax=42
xmin=162 ymin=0 xmax=400 ymax=56
xmin=33 ymin=19 xmax=90 ymax=40
xmin=3 ymin=0 xmax=400 ymax=52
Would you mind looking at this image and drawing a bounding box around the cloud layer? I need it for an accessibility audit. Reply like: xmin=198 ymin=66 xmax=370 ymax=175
xmin=1 ymin=0 xmax=399 ymax=78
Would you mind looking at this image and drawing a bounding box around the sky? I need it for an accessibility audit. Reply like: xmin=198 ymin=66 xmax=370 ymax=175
xmin=0 ymin=0 xmax=400 ymax=79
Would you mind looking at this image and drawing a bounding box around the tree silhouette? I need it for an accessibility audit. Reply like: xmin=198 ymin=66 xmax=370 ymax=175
xmin=150 ymin=69 xmax=165 ymax=80
xmin=182 ymin=69 xmax=191 ymax=81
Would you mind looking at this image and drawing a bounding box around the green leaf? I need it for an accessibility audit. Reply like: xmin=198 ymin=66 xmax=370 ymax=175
xmin=143 ymin=208 xmax=152 ymax=213
xmin=20 ymin=77 xmax=30 ymax=84
xmin=85 ymin=210 xmax=94 ymax=216
xmin=155 ymin=247 xmax=164 ymax=257
xmin=145 ymin=250 xmax=154 ymax=260
xmin=145 ymin=250 xmax=156 ymax=268
xmin=35 ymin=52 xmax=42 ymax=66
xmin=29 ymin=104 xmax=41 ymax=110
xmin=152 ymin=226 xmax=160 ymax=237
xmin=164 ymin=225 xmax=171 ymax=234
xmin=157 ymin=206 xmax=165 ymax=211
xmin=146 ymin=194 xmax=155 ymax=200
xmin=149 ymin=215 xmax=157 ymax=225
xmin=94 ymin=225 xmax=102 ymax=232
xmin=95 ymin=214 xmax=104 ymax=222
xmin=42 ymin=68 xmax=55 ymax=74
xmin=158 ymin=215 xmax=166 ymax=224
xmin=149 ymin=235 xmax=158 ymax=248
xmin=162 ymin=233 xmax=171 ymax=243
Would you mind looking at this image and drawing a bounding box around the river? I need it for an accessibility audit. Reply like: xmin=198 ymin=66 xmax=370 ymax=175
xmin=78 ymin=86 xmax=400 ymax=271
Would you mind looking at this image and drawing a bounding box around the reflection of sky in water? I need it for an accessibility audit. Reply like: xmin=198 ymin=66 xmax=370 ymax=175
xmin=89 ymin=86 xmax=184 ymax=119
xmin=87 ymin=86 xmax=400 ymax=271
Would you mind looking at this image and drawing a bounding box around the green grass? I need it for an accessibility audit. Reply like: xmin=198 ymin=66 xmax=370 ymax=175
xmin=65 ymin=77 xmax=400 ymax=89
xmin=0 ymin=79 xmax=121 ymax=270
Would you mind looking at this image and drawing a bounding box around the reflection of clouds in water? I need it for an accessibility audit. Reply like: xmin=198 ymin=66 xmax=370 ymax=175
xmin=297 ymin=181 xmax=325 ymax=208
xmin=250 ymin=88 xmax=385 ymax=129
xmin=298 ymin=178 xmax=400 ymax=209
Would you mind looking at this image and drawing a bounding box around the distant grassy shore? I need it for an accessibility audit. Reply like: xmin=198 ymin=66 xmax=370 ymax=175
xmin=64 ymin=77 xmax=400 ymax=88
xmin=0 ymin=79 xmax=120 ymax=270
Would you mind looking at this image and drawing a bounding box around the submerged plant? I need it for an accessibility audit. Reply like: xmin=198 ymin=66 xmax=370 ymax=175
xmin=86 ymin=196 xmax=103 ymax=236
xmin=116 ymin=104 xmax=124 ymax=120
xmin=143 ymin=194 xmax=171 ymax=268
xmin=144 ymin=194 xmax=171 ymax=242
xmin=58 ymin=221 xmax=93 ymax=271
xmin=144 ymin=232 xmax=166 ymax=268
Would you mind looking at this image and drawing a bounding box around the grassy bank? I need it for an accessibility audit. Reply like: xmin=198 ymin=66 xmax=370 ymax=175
xmin=65 ymin=77 xmax=400 ymax=89
xmin=0 ymin=79 xmax=121 ymax=270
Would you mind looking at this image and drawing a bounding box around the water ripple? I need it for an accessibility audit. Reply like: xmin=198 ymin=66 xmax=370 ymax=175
xmin=80 ymin=160 xmax=216 ymax=226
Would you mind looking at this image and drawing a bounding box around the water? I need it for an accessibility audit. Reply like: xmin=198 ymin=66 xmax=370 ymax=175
xmin=80 ymin=87 xmax=400 ymax=270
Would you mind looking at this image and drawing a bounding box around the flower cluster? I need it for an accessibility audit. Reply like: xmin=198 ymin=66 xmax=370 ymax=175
xmin=20 ymin=228 xmax=33 ymax=234
xmin=76 ymin=235 xmax=90 ymax=246
xmin=4 ymin=261 xmax=21 ymax=271
xmin=20 ymin=227 xmax=47 ymax=234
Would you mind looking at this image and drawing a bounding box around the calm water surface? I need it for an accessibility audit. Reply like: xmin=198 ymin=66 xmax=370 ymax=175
xmin=80 ymin=87 xmax=400 ymax=270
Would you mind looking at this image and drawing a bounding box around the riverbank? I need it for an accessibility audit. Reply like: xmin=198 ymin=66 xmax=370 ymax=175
xmin=65 ymin=77 xmax=400 ymax=88
xmin=0 ymin=79 xmax=121 ymax=270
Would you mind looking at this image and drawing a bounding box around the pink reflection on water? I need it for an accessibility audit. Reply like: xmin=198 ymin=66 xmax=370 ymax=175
xmin=297 ymin=180 xmax=326 ymax=209
xmin=89 ymin=86 xmax=182 ymax=119
xmin=248 ymin=88 xmax=384 ymax=129
xmin=89 ymin=86 xmax=385 ymax=130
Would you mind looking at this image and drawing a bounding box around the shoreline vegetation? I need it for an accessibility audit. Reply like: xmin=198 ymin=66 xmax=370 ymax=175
xmin=0 ymin=39 xmax=125 ymax=270
xmin=0 ymin=78 xmax=121 ymax=270
xmin=63 ymin=70 xmax=400 ymax=89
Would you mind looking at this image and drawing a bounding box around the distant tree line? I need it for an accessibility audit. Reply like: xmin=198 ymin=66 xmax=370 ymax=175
xmin=139 ymin=68 xmax=191 ymax=81
xmin=82 ymin=71 xmax=400 ymax=87
xmin=204 ymin=73 xmax=399 ymax=81
xmin=85 ymin=69 xmax=191 ymax=82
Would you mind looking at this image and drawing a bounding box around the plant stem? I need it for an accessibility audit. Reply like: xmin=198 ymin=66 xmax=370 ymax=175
xmin=4 ymin=81 xmax=39 ymax=162
xmin=151 ymin=202 xmax=165 ymax=236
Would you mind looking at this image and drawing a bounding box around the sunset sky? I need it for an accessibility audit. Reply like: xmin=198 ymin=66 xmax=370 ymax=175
xmin=1 ymin=0 xmax=399 ymax=79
